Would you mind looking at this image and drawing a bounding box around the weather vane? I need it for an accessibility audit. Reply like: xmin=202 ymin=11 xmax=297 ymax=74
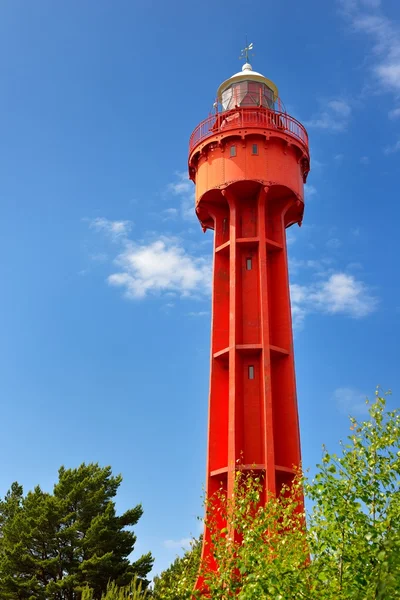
xmin=240 ymin=40 xmax=254 ymax=63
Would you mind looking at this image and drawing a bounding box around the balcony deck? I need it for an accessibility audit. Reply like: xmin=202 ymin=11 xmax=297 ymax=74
xmin=189 ymin=107 xmax=309 ymax=155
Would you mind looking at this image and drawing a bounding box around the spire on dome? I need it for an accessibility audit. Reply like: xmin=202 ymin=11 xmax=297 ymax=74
xmin=240 ymin=40 xmax=254 ymax=65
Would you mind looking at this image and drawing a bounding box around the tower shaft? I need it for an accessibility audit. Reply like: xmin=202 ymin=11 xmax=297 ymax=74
xmin=207 ymin=184 xmax=301 ymax=504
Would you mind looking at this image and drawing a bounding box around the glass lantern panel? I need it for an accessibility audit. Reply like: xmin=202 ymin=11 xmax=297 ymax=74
xmin=221 ymin=86 xmax=233 ymax=110
xmin=241 ymin=81 xmax=262 ymax=106
xmin=263 ymin=84 xmax=275 ymax=109
xmin=221 ymin=81 xmax=276 ymax=111
xmin=232 ymin=81 xmax=247 ymax=106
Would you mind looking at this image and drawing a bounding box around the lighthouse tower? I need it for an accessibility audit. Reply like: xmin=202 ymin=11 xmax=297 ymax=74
xmin=188 ymin=48 xmax=310 ymax=578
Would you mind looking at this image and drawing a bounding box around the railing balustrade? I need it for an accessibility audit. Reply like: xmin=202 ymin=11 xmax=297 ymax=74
xmin=189 ymin=107 xmax=308 ymax=153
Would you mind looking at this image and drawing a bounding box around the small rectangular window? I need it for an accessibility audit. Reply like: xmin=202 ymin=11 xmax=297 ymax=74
xmin=252 ymin=144 xmax=258 ymax=155
xmin=230 ymin=145 xmax=236 ymax=157
xmin=246 ymin=257 xmax=252 ymax=270
xmin=248 ymin=365 xmax=255 ymax=380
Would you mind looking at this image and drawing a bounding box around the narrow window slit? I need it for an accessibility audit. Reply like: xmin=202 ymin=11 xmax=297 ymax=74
xmin=252 ymin=144 xmax=258 ymax=155
xmin=230 ymin=145 xmax=237 ymax=157
xmin=248 ymin=365 xmax=255 ymax=380
xmin=246 ymin=257 xmax=252 ymax=271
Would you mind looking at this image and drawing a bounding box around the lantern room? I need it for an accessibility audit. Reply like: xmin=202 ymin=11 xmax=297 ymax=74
xmin=217 ymin=62 xmax=279 ymax=111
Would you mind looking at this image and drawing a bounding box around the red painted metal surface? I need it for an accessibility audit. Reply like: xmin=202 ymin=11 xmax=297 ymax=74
xmin=188 ymin=82 xmax=310 ymax=592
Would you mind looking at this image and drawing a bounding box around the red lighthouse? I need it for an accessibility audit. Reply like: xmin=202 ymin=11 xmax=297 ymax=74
xmin=188 ymin=47 xmax=310 ymax=578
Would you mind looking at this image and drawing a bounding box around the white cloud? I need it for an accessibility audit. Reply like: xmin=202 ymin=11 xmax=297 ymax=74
xmin=346 ymin=261 xmax=363 ymax=271
xmin=305 ymin=99 xmax=352 ymax=132
xmin=162 ymin=207 xmax=179 ymax=219
xmin=164 ymin=538 xmax=192 ymax=551
xmin=339 ymin=0 xmax=358 ymax=10
xmin=286 ymin=229 xmax=296 ymax=246
xmin=384 ymin=140 xmax=400 ymax=154
xmin=312 ymin=273 xmax=377 ymax=316
xmin=187 ymin=311 xmax=209 ymax=317
xmin=340 ymin=0 xmax=381 ymax=9
xmin=89 ymin=218 xmax=132 ymax=240
xmin=360 ymin=156 xmax=370 ymax=164
xmin=376 ymin=63 xmax=400 ymax=91
xmin=90 ymin=252 xmax=108 ymax=262
xmin=326 ymin=238 xmax=342 ymax=249
xmin=328 ymin=100 xmax=352 ymax=117
xmin=340 ymin=2 xmax=400 ymax=95
xmin=108 ymin=237 xmax=211 ymax=299
xmin=168 ymin=179 xmax=192 ymax=196
xmin=311 ymin=158 xmax=325 ymax=169
xmin=333 ymin=387 xmax=370 ymax=415
xmin=289 ymin=257 xmax=334 ymax=277
xmin=167 ymin=172 xmax=196 ymax=221
xmin=362 ymin=0 xmax=381 ymax=7
xmin=389 ymin=107 xmax=400 ymax=119
xmin=305 ymin=184 xmax=317 ymax=200
xmin=290 ymin=283 xmax=309 ymax=328
xmin=290 ymin=272 xmax=378 ymax=328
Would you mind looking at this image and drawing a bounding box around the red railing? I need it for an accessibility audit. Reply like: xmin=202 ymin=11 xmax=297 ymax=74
xmin=189 ymin=107 xmax=308 ymax=154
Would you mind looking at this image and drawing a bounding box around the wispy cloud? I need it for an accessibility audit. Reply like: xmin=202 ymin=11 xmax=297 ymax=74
xmin=305 ymin=184 xmax=317 ymax=200
xmin=305 ymin=99 xmax=352 ymax=132
xmin=166 ymin=172 xmax=196 ymax=221
xmin=163 ymin=538 xmax=192 ymax=551
xmin=286 ymin=229 xmax=297 ymax=246
xmin=340 ymin=0 xmax=381 ymax=10
xmin=162 ymin=207 xmax=179 ymax=220
xmin=89 ymin=218 xmax=132 ymax=240
xmin=339 ymin=0 xmax=400 ymax=96
xmin=290 ymin=284 xmax=309 ymax=328
xmin=326 ymin=238 xmax=342 ymax=250
xmin=290 ymin=272 xmax=378 ymax=328
xmin=333 ymin=386 xmax=370 ymax=415
xmin=388 ymin=107 xmax=400 ymax=120
xmin=361 ymin=0 xmax=381 ymax=7
xmin=289 ymin=257 xmax=334 ymax=277
xmin=90 ymin=252 xmax=108 ymax=262
xmin=384 ymin=140 xmax=400 ymax=154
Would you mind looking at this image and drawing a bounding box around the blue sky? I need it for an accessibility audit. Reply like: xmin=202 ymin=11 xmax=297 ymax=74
xmin=0 ymin=0 xmax=399 ymax=577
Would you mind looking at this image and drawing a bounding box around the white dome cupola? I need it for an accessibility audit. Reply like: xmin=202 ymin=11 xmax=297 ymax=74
xmin=217 ymin=45 xmax=279 ymax=111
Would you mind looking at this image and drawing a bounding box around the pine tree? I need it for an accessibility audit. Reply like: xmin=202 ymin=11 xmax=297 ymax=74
xmin=0 ymin=463 xmax=153 ymax=599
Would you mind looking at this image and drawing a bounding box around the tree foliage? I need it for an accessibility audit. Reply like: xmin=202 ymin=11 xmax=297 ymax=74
xmin=0 ymin=463 xmax=153 ymax=599
xmin=152 ymin=537 xmax=202 ymax=599
xmin=306 ymin=391 xmax=400 ymax=598
xmin=82 ymin=578 xmax=149 ymax=600
xmin=154 ymin=392 xmax=400 ymax=599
